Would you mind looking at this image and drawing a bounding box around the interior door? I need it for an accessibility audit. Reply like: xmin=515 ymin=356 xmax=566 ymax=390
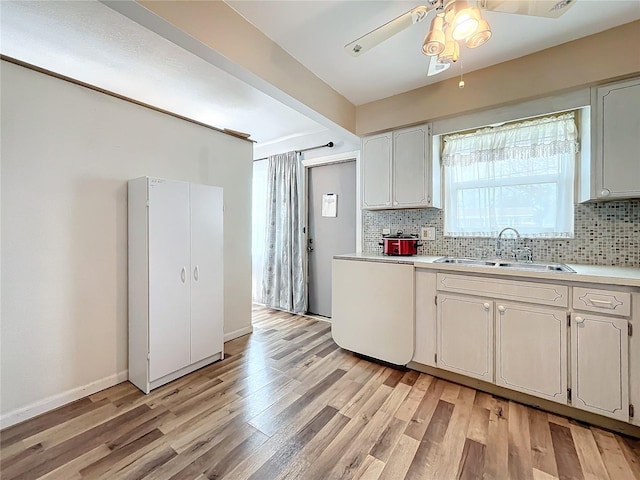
xmin=190 ymin=183 xmax=224 ymax=364
xmin=148 ymin=179 xmax=191 ymax=381
xmin=307 ymin=160 xmax=356 ymax=317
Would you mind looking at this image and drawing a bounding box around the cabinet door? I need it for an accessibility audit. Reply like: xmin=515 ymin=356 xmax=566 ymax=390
xmin=190 ymin=184 xmax=224 ymax=364
xmin=571 ymin=313 xmax=629 ymax=421
xmin=393 ymin=124 xmax=429 ymax=208
xmin=148 ymin=179 xmax=191 ymax=381
xmin=437 ymin=294 xmax=493 ymax=382
xmin=594 ymin=78 xmax=640 ymax=199
xmin=413 ymin=269 xmax=436 ymax=366
xmin=496 ymin=303 xmax=567 ymax=403
xmin=361 ymin=133 xmax=392 ymax=209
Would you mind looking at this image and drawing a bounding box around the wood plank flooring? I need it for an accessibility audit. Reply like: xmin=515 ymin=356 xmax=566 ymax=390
xmin=2 ymin=305 xmax=639 ymax=479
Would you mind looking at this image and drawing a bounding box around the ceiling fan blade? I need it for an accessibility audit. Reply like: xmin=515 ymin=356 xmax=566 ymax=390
xmin=427 ymin=55 xmax=451 ymax=77
xmin=478 ymin=0 xmax=577 ymax=19
xmin=345 ymin=5 xmax=431 ymax=57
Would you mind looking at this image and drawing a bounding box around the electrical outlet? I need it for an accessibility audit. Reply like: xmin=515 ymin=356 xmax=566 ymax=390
xmin=382 ymin=228 xmax=391 ymax=235
xmin=421 ymin=226 xmax=436 ymax=241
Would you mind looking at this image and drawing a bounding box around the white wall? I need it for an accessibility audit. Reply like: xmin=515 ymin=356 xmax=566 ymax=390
xmin=0 ymin=61 xmax=253 ymax=425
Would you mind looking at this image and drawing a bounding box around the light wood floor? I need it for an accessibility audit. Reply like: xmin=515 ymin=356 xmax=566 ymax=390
xmin=2 ymin=305 xmax=639 ymax=480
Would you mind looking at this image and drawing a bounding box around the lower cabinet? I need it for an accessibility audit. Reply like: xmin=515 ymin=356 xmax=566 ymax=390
xmin=496 ymin=303 xmax=567 ymax=403
xmin=437 ymin=294 xmax=493 ymax=382
xmin=571 ymin=313 xmax=629 ymax=421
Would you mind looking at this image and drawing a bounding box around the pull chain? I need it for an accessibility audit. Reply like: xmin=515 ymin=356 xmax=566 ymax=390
xmin=459 ymin=60 xmax=465 ymax=89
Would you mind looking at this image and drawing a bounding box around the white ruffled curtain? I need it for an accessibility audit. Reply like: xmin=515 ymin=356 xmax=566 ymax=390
xmin=443 ymin=113 xmax=577 ymax=238
xmin=261 ymin=151 xmax=307 ymax=313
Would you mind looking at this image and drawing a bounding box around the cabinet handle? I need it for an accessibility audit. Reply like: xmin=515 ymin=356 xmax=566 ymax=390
xmin=483 ymin=303 xmax=490 ymax=310
xmin=180 ymin=267 xmax=186 ymax=283
xmin=575 ymin=316 xmax=585 ymax=324
xmin=589 ymin=298 xmax=614 ymax=307
xmin=194 ymin=265 xmax=199 ymax=281
xmin=497 ymin=305 xmax=506 ymax=313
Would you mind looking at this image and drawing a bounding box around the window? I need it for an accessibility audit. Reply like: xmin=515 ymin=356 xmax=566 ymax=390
xmin=443 ymin=112 xmax=578 ymax=238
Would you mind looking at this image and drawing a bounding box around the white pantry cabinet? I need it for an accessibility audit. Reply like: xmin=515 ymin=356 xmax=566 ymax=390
xmin=361 ymin=124 xmax=440 ymax=210
xmin=583 ymin=76 xmax=640 ymax=201
xmin=128 ymin=177 xmax=224 ymax=394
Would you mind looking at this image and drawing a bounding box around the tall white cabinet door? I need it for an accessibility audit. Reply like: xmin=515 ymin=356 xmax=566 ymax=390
xmin=594 ymin=78 xmax=640 ymax=199
xmin=413 ymin=269 xmax=437 ymax=366
xmin=361 ymin=133 xmax=392 ymax=209
xmin=437 ymin=294 xmax=493 ymax=382
xmin=189 ymin=184 xmax=224 ymax=364
xmin=496 ymin=303 xmax=567 ymax=404
xmin=148 ymin=179 xmax=191 ymax=381
xmin=571 ymin=313 xmax=629 ymax=421
xmin=393 ymin=125 xmax=429 ymax=208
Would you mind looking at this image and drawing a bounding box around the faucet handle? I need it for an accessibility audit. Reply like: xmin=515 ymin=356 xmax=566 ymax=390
xmin=518 ymin=246 xmax=533 ymax=263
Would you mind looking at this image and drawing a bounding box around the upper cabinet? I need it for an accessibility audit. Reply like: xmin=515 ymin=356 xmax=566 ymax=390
xmin=581 ymin=77 xmax=640 ymax=201
xmin=361 ymin=123 xmax=441 ymax=210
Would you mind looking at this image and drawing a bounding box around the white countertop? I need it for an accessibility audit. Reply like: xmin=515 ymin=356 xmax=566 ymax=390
xmin=334 ymin=253 xmax=640 ymax=288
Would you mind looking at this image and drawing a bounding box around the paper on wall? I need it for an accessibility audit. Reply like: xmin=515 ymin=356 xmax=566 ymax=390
xmin=322 ymin=194 xmax=337 ymax=217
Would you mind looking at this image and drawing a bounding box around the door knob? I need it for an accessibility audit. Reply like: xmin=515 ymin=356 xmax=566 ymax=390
xmin=575 ymin=316 xmax=585 ymax=324
xmin=497 ymin=305 xmax=506 ymax=313
xmin=483 ymin=303 xmax=490 ymax=310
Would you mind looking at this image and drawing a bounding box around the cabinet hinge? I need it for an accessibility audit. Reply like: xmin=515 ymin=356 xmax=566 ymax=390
xmin=147 ymin=353 xmax=150 ymax=361
xmin=435 ymin=296 xmax=438 ymax=306
xmin=567 ymin=313 xmax=571 ymax=327
xmin=146 ymin=200 xmax=150 ymax=207
xmin=629 ymin=323 xmax=633 ymax=337
xmin=630 ymin=404 xmax=635 ymax=418
xmin=567 ymin=387 xmax=572 ymax=402
xmin=434 ymin=353 xmax=438 ymax=364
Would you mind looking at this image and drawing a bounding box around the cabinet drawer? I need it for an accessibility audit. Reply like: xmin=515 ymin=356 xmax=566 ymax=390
xmin=573 ymin=287 xmax=631 ymax=317
xmin=436 ymin=273 xmax=568 ymax=308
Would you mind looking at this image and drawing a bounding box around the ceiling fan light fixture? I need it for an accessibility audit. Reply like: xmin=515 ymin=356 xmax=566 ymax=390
xmin=465 ymin=18 xmax=492 ymax=48
xmin=438 ymin=26 xmax=459 ymax=64
xmin=422 ymin=13 xmax=445 ymax=56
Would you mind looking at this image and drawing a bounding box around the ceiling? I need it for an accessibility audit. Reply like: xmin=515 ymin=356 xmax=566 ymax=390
xmin=0 ymin=0 xmax=333 ymax=149
xmin=227 ymin=0 xmax=640 ymax=105
xmin=1 ymin=0 xmax=639 ymax=153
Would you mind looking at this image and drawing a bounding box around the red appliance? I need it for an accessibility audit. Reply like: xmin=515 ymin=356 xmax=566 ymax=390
xmin=379 ymin=231 xmax=422 ymax=256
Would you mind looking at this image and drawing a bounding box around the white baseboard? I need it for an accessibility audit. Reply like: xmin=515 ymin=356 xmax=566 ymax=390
xmin=0 ymin=370 xmax=129 ymax=429
xmin=224 ymin=325 xmax=253 ymax=342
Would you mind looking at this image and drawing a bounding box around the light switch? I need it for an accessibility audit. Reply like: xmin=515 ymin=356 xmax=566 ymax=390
xmin=382 ymin=228 xmax=391 ymax=235
xmin=421 ymin=226 xmax=436 ymax=241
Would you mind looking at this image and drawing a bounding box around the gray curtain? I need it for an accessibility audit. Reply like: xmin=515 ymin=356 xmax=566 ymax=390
xmin=261 ymin=151 xmax=306 ymax=313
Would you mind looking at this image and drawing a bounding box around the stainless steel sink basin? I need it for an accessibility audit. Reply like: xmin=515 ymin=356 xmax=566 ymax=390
xmin=433 ymin=257 xmax=575 ymax=273
xmin=494 ymin=261 xmax=575 ymax=273
xmin=432 ymin=257 xmax=496 ymax=266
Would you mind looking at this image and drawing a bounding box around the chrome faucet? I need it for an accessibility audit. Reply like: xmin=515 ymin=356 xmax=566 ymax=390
xmin=496 ymin=227 xmax=520 ymax=260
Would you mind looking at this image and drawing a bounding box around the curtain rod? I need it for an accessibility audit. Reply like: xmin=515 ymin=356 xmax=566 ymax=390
xmin=253 ymin=142 xmax=334 ymax=162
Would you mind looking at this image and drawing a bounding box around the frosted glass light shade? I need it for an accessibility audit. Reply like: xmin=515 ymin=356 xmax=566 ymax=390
xmin=438 ymin=27 xmax=459 ymax=64
xmin=452 ymin=5 xmax=480 ymax=40
xmin=465 ymin=18 xmax=492 ymax=48
xmin=422 ymin=14 xmax=445 ymax=56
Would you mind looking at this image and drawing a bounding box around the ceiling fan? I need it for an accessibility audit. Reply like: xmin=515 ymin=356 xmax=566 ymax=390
xmin=345 ymin=0 xmax=576 ymax=77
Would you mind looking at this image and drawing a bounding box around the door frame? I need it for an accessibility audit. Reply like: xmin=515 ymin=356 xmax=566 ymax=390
xmin=302 ymin=150 xmax=361 ymax=314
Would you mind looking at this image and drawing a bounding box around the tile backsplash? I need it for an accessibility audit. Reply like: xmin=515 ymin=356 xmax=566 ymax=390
xmin=363 ymin=200 xmax=640 ymax=267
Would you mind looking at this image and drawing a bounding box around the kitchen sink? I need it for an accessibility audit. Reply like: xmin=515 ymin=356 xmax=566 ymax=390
xmin=433 ymin=257 xmax=575 ymax=273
